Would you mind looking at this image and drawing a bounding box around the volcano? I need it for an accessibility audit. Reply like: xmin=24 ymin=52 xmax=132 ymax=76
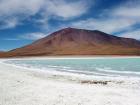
xmin=1 ymin=28 xmax=140 ymax=57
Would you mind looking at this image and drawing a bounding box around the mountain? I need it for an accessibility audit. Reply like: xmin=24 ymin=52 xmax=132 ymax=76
xmin=0 ymin=51 xmax=5 ymax=56
xmin=0 ymin=51 xmax=4 ymax=53
xmin=1 ymin=27 xmax=140 ymax=57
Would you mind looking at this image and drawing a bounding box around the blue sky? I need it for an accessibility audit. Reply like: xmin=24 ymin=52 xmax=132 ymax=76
xmin=0 ymin=0 xmax=140 ymax=51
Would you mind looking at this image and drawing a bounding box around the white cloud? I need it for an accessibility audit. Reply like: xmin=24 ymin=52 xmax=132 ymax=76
xmin=44 ymin=0 xmax=90 ymax=19
xmin=113 ymin=7 xmax=140 ymax=19
xmin=0 ymin=18 xmax=19 ymax=29
xmin=0 ymin=0 xmax=91 ymax=30
xmin=112 ymin=1 xmax=140 ymax=19
xmin=0 ymin=0 xmax=44 ymax=17
xmin=3 ymin=38 xmax=19 ymax=41
xmin=0 ymin=0 xmax=45 ymax=30
xmin=71 ymin=18 xmax=136 ymax=34
xmin=20 ymin=32 xmax=47 ymax=40
xmin=70 ymin=0 xmax=140 ymax=34
xmin=119 ymin=30 xmax=140 ymax=40
xmin=3 ymin=32 xmax=47 ymax=41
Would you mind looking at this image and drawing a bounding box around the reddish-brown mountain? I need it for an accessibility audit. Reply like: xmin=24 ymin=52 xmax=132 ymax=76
xmin=1 ymin=28 xmax=140 ymax=57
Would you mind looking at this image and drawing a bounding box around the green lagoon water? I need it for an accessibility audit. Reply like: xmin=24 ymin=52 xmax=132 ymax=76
xmin=6 ymin=57 xmax=140 ymax=77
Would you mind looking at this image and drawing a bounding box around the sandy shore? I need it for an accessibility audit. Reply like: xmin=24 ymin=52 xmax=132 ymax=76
xmin=0 ymin=59 xmax=140 ymax=105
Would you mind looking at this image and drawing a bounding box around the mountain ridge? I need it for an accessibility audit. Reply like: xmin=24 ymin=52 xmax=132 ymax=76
xmin=1 ymin=27 xmax=140 ymax=57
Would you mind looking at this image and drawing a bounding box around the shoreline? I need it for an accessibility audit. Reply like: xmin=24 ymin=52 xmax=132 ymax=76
xmin=2 ymin=59 xmax=140 ymax=80
xmin=0 ymin=58 xmax=140 ymax=105
xmin=1 ymin=55 xmax=140 ymax=61
xmin=1 ymin=58 xmax=140 ymax=85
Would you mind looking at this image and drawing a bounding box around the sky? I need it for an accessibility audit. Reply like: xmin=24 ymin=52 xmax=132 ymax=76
xmin=0 ymin=0 xmax=140 ymax=51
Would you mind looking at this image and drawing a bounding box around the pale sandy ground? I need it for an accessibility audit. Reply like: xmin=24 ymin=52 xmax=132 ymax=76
xmin=0 ymin=59 xmax=140 ymax=105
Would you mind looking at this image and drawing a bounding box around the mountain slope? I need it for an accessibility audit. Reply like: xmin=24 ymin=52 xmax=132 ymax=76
xmin=1 ymin=28 xmax=140 ymax=57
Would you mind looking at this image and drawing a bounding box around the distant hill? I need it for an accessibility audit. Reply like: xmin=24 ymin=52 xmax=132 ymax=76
xmin=1 ymin=27 xmax=140 ymax=57
xmin=0 ymin=51 xmax=4 ymax=53
xmin=0 ymin=51 xmax=5 ymax=57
